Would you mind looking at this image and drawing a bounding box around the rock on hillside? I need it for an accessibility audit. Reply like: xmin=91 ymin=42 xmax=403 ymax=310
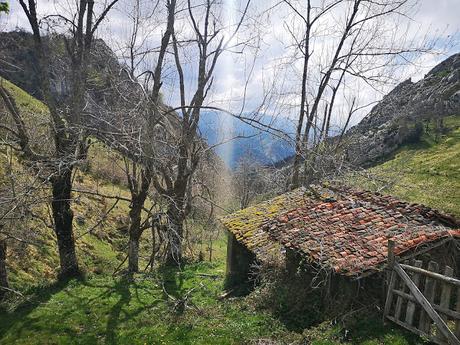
xmin=343 ymin=53 xmax=460 ymax=166
xmin=0 ymin=30 xmax=120 ymax=102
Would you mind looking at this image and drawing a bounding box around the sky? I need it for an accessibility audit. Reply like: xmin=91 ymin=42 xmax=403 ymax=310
xmin=2 ymin=0 xmax=460 ymax=136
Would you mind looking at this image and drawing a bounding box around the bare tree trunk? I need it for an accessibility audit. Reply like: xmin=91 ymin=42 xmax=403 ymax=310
xmin=126 ymin=168 xmax=150 ymax=274
xmin=51 ymin=169 xmax=80 ymax=278
xmin=127 ymin=205 xmax=142 ymax=273
xmin=165 ymin=198 xmax=185 ymax=266
xmin=291 ymin=0 xmax=311 ymax=189
xmin=0 ymin=239 xmax=8 ymax=300
xmin=128 ymin=233 xmax=141 ymax=273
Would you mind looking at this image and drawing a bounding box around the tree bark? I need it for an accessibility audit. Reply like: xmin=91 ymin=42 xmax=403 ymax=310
xmin=291 ymin=1 xmax=311 ymax=189
xmin=0 ymin=239 xmax=8 ymax=300
xmin=165 ymin=200 xmax=185 ymax=266
xmin=128 ymin=232 xmax=141 ymax=273
xmin=127 ymin=199 xmax=143 ymax=273
xmin=51 ymin=169 xmax=80 ymax=279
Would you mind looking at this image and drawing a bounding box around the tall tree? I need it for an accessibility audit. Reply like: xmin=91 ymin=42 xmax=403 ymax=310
xmin=1 ymin=0 xmax=120 ymax=278
xmin=282 ymin=0 xmax=431 ymax=188
xmin=157 ymin=0 xmax=251 ymax=265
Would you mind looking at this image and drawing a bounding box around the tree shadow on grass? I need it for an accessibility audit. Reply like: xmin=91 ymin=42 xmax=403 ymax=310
xmin=0 ymin=276 xmax=79 ymax=340
xmin=104 ymin=277 xmax=132 ymax=345
xmin=75 ymin=276 xmax=163 ymax=345
xmin=0 ymin=275 xmax=163 ymax=344
xmin=160 ymin=265 xmax=195 ymax=317
xmin=160 ymin=266 xmax=184 ymax=300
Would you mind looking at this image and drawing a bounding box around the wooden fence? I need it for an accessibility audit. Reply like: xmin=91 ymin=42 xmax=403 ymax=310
xmin=384 ymin=240 xmax=460 ymax=345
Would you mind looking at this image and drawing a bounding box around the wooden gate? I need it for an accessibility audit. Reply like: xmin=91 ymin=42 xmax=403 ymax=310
xmin=384 ymin=241 xmax=460 ymax=345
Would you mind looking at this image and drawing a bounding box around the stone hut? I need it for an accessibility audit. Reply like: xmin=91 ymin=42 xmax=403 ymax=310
xmin=221 ymin=186 xmax=460 ymax=306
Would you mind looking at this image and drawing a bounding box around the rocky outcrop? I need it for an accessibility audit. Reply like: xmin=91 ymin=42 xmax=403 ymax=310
xmin=0 ymin=31 xmax=121 ymax=103
xmin=343 ymin=53 xmax=460 ymax=167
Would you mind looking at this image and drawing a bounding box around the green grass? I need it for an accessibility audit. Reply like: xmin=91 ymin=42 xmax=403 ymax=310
xmin=1 ymin=254 xmax=427 ymax=345
xmin=0 ymin=78 xmax=436 ymax=345
xmin=303 ymin=318 xmax=425 ymax=345
xmin=0 ymin=259 xmax=298 ymax=345
xmin=1 ymin=233 xmax=423 ymax=345
xmin=347 ymin=115 xmax=460 ymax=217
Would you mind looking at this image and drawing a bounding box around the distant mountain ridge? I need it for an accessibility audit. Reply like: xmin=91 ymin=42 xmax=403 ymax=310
xmin=0 ymin=30 xmax=295 ymax=170
xmin=198 ymin=111 xmax=295 ymax=169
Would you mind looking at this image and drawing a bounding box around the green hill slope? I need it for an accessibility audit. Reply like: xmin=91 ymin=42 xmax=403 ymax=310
xmin=0 ymin=79 xmax=133 ymax=289
xmin=0 ymin=80 xmax=429 ymax=345
xmin=346 ymin=115 xmax=460 ymax=218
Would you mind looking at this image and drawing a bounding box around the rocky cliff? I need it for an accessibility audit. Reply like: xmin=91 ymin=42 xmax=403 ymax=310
xmin=343 ymin=53 xmax=460 ymax=167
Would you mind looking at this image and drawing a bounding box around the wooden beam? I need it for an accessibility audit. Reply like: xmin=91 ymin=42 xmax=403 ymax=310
xmin=388 ymin=240 xmax=395 ymax=267
xmin=436 ymin=266 xmax=454 ymax=343
xmin=419 ymin=261 xmax=439 ymax=333
xmin=394 ymin=263 xmax=460 ymax=345
xmin=384 ymin=270 xmax=397 ymax=321
xmin=455 ymin=287 xmax=460 ymax=338
xmin=400 ymin=264 xmax=460 ymax=287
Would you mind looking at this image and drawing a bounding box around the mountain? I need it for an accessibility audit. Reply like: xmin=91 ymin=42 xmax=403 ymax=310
xmin=342 ymin=53 xmax=460 ymax=167
xmin=345 ymin=114 xmax=460 ymax=217
xmin=198 ymin=111 xmax=295 ymax=169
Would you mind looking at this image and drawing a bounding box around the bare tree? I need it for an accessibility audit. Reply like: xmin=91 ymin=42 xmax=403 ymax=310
xmin=91 ymin=0 xmax=177 ymax=273
xmin=234 ymin=151 xmax=267 ymax=210
xmin=0 ymin=0 xmax=120 ymax=278
xmin=281 ymin=0 xmax=433 ymax=188
xmin=152 ymin=0 xmax=251 ymax=265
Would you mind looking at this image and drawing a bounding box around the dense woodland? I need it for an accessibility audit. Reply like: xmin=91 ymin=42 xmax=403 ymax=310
xmin=0 ymin=0 xmax=459 ymax=344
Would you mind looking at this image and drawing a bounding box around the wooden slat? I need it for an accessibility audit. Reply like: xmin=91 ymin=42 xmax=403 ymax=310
xmin=419 ymin=261 xmax=439 ymax=334
xmin=405 ymin=260 xmax=423 ymax=325
xmin=395 ymin=278 xmax=406 ymax=320
xmin=392 ymin=289 xmax=460 ymax=319
xmin=400 ymin=264 xmax=460 ymax=287
xmin=384 ymin=270 xmax=398 ymax=319
xmin=436 ymin=266 xmax=454 ymax=343
xmin=395 ymin=263 xmax=460 ymax=345
xmin=455 ymin=287 xmax=460 ymax=338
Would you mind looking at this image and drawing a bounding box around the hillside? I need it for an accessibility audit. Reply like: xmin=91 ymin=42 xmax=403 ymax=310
xmin=0 ymin=80 xmax=428 ymax=345
xmin=343 ymin=53 xmax=460 ymax=167
xmin=0 ymin=79 xmax=132 ymax=290
xmin=346 ymin=114 xmax=460 ymax=217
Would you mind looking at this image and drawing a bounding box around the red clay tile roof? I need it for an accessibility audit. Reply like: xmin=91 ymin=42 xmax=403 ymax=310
xmin=221 ymin=186 xmax=460 ymax=277
xmin=264 ymin=188 xmax=460 ymax=276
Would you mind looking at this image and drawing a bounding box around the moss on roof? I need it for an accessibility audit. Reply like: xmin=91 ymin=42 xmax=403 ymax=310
xmin=220 ymin=188 xmax=312 ymax=262
xmin=222 ymin=185 xmax=460 ymax=275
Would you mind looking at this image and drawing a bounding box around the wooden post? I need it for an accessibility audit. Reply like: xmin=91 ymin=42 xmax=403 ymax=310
xmin=455 ymin=287 xmax=460 ymax=339
xmin=419 ymin=261 xmax=439 ymax=334
xmin=384 ymin=240 xmax=397 ymax=322
xmin=388 ymin=240 xmax=395 ymax=267
xmin=405 ymin=260 xmax=423 ymax=325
